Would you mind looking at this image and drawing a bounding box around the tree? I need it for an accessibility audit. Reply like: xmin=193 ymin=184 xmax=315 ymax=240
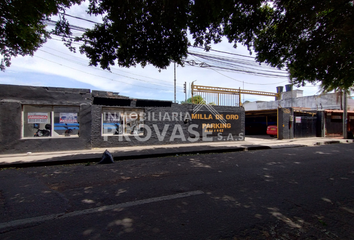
xmin=58 ymin=0 xmax=266 ymax=70
xmin=318 ymin=83 xmax=354 ymax=110
xmin=181 ymin=95 xmax=215 ymax=104
xmin=2 ymin=1 xmax=354 ymax=92
xmin=249 ymin=0 xmax=354 ymax=91
xmin=64 ymin=0 xmax=354 ymax=91
xmin=0 ymin=0 xmax=82 ymax=70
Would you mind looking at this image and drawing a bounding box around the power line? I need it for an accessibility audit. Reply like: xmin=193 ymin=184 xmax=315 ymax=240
xmin=209 ymin=65 xmax=288 ymax=78
xmin=38 ymin=49 xmax=183 ymax=89
xmin=34 ymin=54 xmax=182 ymax=92
xmin=188 ymin=50 xmax=288 ymax=73
xmin=194 ymin=46 xmax=255 ymax=59
xmin=45 ymin=19 xmax=88 ymax=32
xmin=186 ymin=50 xmax=289 ymax=78
xmin=185 ymin=55 xmax=288 ymax=86
xmin=43 ymin=45 xmax=183 ymax=87
xmin=47 ymin=13 xmax=288 ymax=85
xmin=189 ymin=51 xmax=287 ymax=74
xmin=209 ymin=68 xmax=288 ymax=85
xmin=186 ymin=56 xmax=289 ymax=78
xmin=49 ymin=13 xmax=287 ymax=77
xmin=62 ymin=13 xmax=100 ymax=24
xmin=189 ymin=55 xmax=289 ymax=77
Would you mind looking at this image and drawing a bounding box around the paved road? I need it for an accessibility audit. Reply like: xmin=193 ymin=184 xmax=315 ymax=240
xmin=0 ymin=144 xmax=353 ymax=239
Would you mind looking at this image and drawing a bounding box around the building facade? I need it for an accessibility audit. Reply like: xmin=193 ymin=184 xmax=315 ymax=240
xmin=0 ymin=84 xmax=246 ymax=154
xmin=244 ymin=87 xmax=354 ymax=138
xmin=244 ymin=89 xmax=354 ymax=111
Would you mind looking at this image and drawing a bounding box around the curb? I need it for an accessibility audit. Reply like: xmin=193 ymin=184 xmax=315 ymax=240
xmin=315 ymin=140 xmax=341 ymax=145
xmin=0 ymin=145 xmax=268 ymax=169
xmin=0 ymin=140 xmax=351 ymax=169
xmin=269 ymin=144 xmax=307 ymax=149
xmin=0 ymin=146 xmax=246 ymax=169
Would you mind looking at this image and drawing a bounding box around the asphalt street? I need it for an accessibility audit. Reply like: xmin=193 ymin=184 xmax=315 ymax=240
xmin=0 ymin=144 xmax=353 ymax=239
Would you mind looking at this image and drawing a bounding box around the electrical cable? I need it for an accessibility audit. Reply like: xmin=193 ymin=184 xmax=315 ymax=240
xmin=194 ymin=46 xmax=255 ymax=59
xmin=189 ymin=52 xmax=287 ymax=74
xmin=209 ymin=68 xmax=289 ymax=85
xmin=43 ymin=45 xmax=183 ymax=87
xmin=38 ymin=49 xmax=183 ymax=89
xmin=186 ymin=55 xmax=288 ymax=85
xmin=62 ymin=13 xmax=101 ymax=24
xmin=34 ymin=54 xmax=182 ymax=92
xmin=46 ymin=13 xmax=289 ymax=85
xmin=188 ymin=51 xmax=288 ymax=74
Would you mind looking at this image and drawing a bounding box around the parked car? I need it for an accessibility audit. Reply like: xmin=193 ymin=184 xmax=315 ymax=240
xmin=266 ymin=125 xmax=277 ymax=137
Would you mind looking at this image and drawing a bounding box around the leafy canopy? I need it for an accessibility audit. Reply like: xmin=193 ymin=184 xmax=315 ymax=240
xmin=252 ymin=0 xmax=354 ymax=90
xmin=70 ymin=0 xmax=267 ymax=70
xmin=0 ymin=0 xmax=82 ymax=71
xmin=2 ymin=0 xmax=354 ymax=91
xmin=181 ymin=95 xmax=215 ymax=105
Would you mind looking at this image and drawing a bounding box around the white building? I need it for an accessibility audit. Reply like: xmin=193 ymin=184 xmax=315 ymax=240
xmin=243 ymin=89 xmax=354 ymax=111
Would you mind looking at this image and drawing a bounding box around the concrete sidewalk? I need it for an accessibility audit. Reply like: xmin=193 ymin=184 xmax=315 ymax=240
xmin=0 ymin=136 xmax=353 ymax=168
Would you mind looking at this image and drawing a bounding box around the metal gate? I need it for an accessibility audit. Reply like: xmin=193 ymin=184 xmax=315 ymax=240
xmin=294 ymin=112 xmax=317 ymax=138
xmin=191 ymin=84 xmax=279 ymax=106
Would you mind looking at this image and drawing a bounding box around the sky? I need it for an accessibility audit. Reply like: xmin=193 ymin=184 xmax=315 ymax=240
xmin=0 ymin=2 xmax=321 ymax=104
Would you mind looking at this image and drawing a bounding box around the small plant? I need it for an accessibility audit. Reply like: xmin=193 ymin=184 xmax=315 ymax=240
xmin=318 ymin=219 xmax=327 ymax=226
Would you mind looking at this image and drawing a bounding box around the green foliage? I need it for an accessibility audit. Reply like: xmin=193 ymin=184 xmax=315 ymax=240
xmin=0 ymin=0 xmax=82 ymax=71
xmin=252 ymin=0 xmax=354 ymax=91
xmin=181 ymin=95 xmax=215 ymax=105
xmin=60 ymin=0 xmax=265 ymax=70
xmin=67 ymin=0 xmax=354 ymax=91
xmin=77 ymin=0 xmax=191 ymax=70
xmin=182 ymin=95 xmax=203 ymax=104
xmin=2 ymin=0 xmax=354 ymax=91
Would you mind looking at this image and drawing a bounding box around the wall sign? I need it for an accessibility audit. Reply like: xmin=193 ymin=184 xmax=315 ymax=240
xmin=60 ymin=113 xmax=78 ymax=123
xmin=191 ymin=111 xmax=241 ymax=136
xmin=28 ymin=112 xmax=49 ymax=123
xmin=104 ymin=112 xmax=122 ymax=123
xmin=295 ymin=116 xmax=301 ymax=123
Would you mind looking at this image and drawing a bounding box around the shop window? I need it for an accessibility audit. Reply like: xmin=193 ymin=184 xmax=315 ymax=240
xmin=23 ymin=106 xmax=52 ymax=138
xmin=22 ymin=105 xmax=80 ymax=138
xmin=53 ymin=106 xmax=80 ymax=137
xmin=102 ymin=108 xmax=144 ymax=136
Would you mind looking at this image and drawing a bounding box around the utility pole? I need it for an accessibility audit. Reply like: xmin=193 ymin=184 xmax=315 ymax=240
xmin=183 ymin=82 xmax=187 ymax=102
xmin=243 ymin=81 xmax=244 ymax=103
xmin=343 ymin=90 xmax=348 ymax=139
xmin=191 ymin=80 xmax=197 ymax=104
xmin=174 ymin=62 xmax=176 ymax=103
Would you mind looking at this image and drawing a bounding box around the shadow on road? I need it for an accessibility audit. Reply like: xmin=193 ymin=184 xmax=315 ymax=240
xmin=0 ymin=144 xmax=353 ymax=239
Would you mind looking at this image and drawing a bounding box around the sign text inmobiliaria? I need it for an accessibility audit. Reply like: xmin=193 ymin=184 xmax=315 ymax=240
xmin=102 ymin=108 xmax=244 ymax=142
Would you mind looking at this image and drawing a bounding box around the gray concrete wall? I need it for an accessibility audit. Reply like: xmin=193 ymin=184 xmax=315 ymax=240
xmin=0 ymin=84 xmax=92 ymax=105
xmin=91 ymin=104 xmax=245 ymax=148
xmin=281 ymin=90 xmax=303 ymax=100
xmin=278 ymin=108 xmax=294 ymax=140
xmin=0 ymin=101 xmax=93 ymax=154
xmin=0 ymin=85 xmax=92 ymax=154
xmin=0 ymin=84 xmax=245 ymax=153
xmin=317 ymin=111 xmax=325 ymax=137
xmin=0 ymin=101 xmax=22 ymax=153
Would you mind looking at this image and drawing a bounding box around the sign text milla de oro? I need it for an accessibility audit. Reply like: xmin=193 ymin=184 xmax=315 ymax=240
xmin=191 ymin=113 xmax=239 ymax=120
xmin=191 ymin=113 xmax=240 ymax=134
